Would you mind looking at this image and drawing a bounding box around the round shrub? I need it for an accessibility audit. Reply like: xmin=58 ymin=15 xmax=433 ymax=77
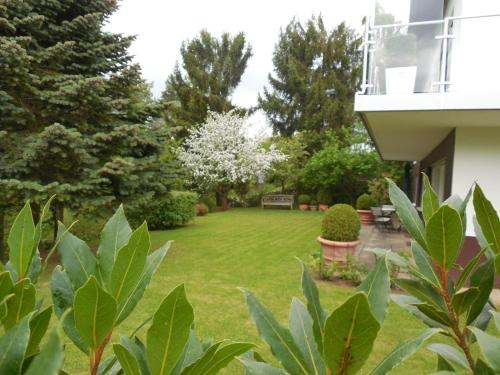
xmin=199 ymin=193 xmax=216 ymax=212
xmin=298 ymin=194 xmax=311 ymax=205
xmin=321 ymin=204 xmax=361 ymax=242
xmin=316 ymin=189 xmax=333 ymax=205
xmin=196 ymin=203 xmax=209 ymax=216
xmin=356 ymin=193 xmax=377 ymax=210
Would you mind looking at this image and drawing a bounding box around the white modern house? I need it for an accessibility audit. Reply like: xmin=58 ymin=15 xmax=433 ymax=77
xmin=355 ymin=0 xmax=500 ymax=255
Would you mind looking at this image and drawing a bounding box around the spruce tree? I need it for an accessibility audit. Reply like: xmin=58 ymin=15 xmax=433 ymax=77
xmin=161 ymin=30 xmax=252 ymax=140
xmin=259 ymin=17 xmax=362 ymax=139
xmin=0 ymin=0 xmax=172 ymax=255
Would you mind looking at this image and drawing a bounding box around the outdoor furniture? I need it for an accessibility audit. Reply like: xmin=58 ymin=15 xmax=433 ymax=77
xmin=381 ymin=205 xmax=396 ymax=216
xmin=261 ymin=194 xmax=294 ymax=209
xmin=371 ymin=207 xmax=391 ymax=231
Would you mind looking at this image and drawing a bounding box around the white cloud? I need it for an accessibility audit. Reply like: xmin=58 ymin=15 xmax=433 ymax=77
xmin=106 ymin=0 xmax=372 ymax=133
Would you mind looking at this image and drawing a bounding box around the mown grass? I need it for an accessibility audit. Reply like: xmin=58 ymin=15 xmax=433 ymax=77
xmin=43 ymin=208 xmax=438 ymax=374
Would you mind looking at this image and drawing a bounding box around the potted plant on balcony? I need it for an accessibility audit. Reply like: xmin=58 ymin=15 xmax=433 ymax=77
xmin=298 ymin=194 xmax=311 ymax=211
xmin=356 ymin=193 xmax=377 ymax=225
xmin=310 ymin=199 xmax=318 ymax=211
xmin=316 ymin=189 xmax=333 ymax=211
xmin=384 ymin=33 xmax=417 ymax=94
xmin=317 ymin=204 xmax=361 ymax=265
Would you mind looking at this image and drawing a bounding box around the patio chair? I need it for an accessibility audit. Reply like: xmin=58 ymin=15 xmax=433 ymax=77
xmin=371 ymin=207 xmax=391 ymax=231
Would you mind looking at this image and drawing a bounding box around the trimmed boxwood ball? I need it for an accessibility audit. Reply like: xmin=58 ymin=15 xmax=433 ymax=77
xmin=321 ymin=204 xmax=361 ymax=242
xmin=298 ymin=194 xmax=311 ymax=205
xmin=356 ymin=193 xmax=377 ymax=210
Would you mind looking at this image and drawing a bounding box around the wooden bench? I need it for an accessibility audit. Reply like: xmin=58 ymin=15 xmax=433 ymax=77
xmin=261 ymin=194 xmax=294 ymax=210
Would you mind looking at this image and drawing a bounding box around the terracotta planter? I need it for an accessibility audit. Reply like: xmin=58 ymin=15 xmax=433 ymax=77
xmin=299 ymin=204 xmax=309 ymax=211
xmin=310 ymin=205 xmax=318 ymax=211
xmin=357 ymin=209 xmax=374 ymax=225
xmin=319 ymin=204 xmax=329 ymax=212
xmin=317 ymin=236 xmax=360 ymax=265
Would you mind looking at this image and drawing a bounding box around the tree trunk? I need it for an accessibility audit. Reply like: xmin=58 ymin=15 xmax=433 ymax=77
xmin=0 ymin=208 xmax=5 ymax=262
xmin=218 ymin=187 xmax=230 ymax=211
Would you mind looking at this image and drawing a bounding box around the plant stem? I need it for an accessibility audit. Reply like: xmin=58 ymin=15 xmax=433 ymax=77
xmin=438 ymin=267 xmax=475 ymax=372
xmin=90 ymin=332 xmax=112 ymax=375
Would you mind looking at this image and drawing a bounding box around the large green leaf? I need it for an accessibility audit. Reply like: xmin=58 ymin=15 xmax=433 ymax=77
xmin=411 ymin=242 xmax=440 ymax=287
xmin=394 ymin=279 xmax=446 ymax=311
xmin=496 ymin=254 xmax=500 ymax=274
xmin=243 ymin=288 xmax=311 ymax=375
xmin=98 ymin=205 xmax=132 ymax=284
xmin=289 ymin=298 xmax=325 ymax=375
xmin=0 ymin=314 xmax=31 ymax=374
xmin=181 ymin=341 xmax=254 ymax=375
xmin=414 ymin=304 xmax=451 ymax=326
xmin=0 ymin=294 xmax=14 ymax=321
xmin=301 ymin=263 xmax=327 ymax=354
xmin=422 ymin=174 xmax=440 ymax=224
xmin=491 ymin=311 xmax=500 ymax=330
xmin=323 ymin=292 xmax=380 ymax=375
xmin=387 ymin=179 xmax=427 ymax=249
xmin=173 ymin=330 xmax=204 ymax=375
xmin=26 ymin=305 xmax=52 ymax=357
xmin=57 ymin=222 xmax=97 ymax=289
xmin=25 ymin=329 xmax=64 ymax=375
xmin=467 ymin=257 xmax=495 ymax=325
xmin=0 ymin=271 xmax=14 ymax=301
xmin=469 ymin=327 xmax=500 ymax=372
xmin=113 ymin=343 xmax=141 ymax=375
xmin=116 ymin=242 xmax=170 ymax=324
xmin=370 ymin=328 xmax=441 ymax=375
xmin=2 ymin=278 xmax=36 ymax=330
xmin=426 ymin=205 xmax=463 ymax=271
xmin=239 ymin=356 xmax=288 ymax=375
xmin=358 ymin=255 xmax=390 ymax=324
xmin=121 ymin=336 xmax=151 ymax=375
xmin=147 ymin=284 xmax=194 ymax=375
xmin=51 ymin=266 xmax=88 ymax=353
xmin=74 ymin=276 xmax=117 ymax=349
xmin=427 ymin=344 xmax=469 ymax=370
xmin=391 ymin=294 xmax=445 ymax=329
xmin=32 ymin=197 xmax=54 ymax=268
xmin=451 ymin=288 xmax=479 ymax=316
xmin=473 ymin=184 xmax=500 ymax=254
xmin=7 ymin=202 xmax=35 ymax=279
xmin=456 ymin=246 xmax=488 ymax=290
xmin=109 ymin=222 xmax=150 ymax=304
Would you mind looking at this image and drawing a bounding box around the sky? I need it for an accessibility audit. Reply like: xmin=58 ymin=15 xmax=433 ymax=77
xmin=107 ymin=0 xmax=374 ymax=133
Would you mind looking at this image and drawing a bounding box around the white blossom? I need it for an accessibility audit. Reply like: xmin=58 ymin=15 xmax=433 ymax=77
xmin=179 ymin=110 xmax=286 ymax=188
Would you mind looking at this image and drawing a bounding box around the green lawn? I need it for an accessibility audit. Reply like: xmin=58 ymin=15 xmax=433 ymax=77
xmin=46 ymin=208 xmax=437 ymax=374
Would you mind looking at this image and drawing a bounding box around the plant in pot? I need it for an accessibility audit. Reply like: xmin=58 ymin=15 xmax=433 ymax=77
xmin=384 ymin=32 xmax=417 ymax=94
xmin=317 ymin=204 xmax=361 ymax=265
xmin=310 ymin=199 xmax=318 ymax=211
xmin=317 ymin=189 xmax=333 ymax=211
xmin=356 ymin=193 xmax=377 ymax=225
xmin=298 ymin=194 xmax=311 ymax=211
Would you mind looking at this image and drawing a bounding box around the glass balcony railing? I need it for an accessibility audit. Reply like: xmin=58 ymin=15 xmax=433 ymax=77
xmin=359 ymin=14 xmax=500 ymax=95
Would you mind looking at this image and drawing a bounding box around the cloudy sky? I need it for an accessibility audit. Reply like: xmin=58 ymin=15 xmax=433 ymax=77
xmin=107 ymin=0 xmax=373 ymax=132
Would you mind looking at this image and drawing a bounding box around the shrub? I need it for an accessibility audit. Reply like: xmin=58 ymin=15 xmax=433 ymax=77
xmin=130 ymin=191 xmax=198 ymax=230
xmin=321 ymin=204 xmax=361 ymax=242
xmin=196 ymin=202 xmax=209 ymax=216
xmin=317 ymin=189 xmax=333 ymax=205
xmin=310 ymin=199 xmax=317 ymax=206
xmin=298 ymin=194 xmax=311 ymax=205
xmin=199 ymin=193 xmax=217 ymax=211
xmin=356 ymin=193 xmax=377 ymax=210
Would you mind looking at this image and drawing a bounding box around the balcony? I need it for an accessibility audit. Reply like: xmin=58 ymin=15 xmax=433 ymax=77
xmin=355 ymin=14 xmax=500 ymax=161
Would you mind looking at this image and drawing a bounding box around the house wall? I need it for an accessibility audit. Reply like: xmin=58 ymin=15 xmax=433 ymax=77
xmin=452 ymin=127 xmax=500 ymax=236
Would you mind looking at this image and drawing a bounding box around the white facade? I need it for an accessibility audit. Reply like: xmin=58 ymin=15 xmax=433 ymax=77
xmin=452 ymin=128 xmax=500 ymax=236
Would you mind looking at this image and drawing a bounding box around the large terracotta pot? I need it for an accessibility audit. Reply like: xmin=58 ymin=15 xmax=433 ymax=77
xmin=317 ymin=236 xmax=360 ymax=265
xmin=299 ymin=204 xmax=309 ymax=211
xmin=318 ymin=204 xmax=329 ymax=212
xmin=357 ymin=209 xmax=374 ymax=225
xmin=310 ymin=205 xmax=318 ymax=211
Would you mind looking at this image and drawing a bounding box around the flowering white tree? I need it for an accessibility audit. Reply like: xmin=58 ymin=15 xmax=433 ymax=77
xmin=179 ymin=110 xmax=286 ymax=210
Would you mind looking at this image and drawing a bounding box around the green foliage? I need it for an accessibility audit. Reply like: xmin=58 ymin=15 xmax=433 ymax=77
xmin=198 ymin=193 xmax=217 ymax=212
xmin=129 ymin=191 xmax=198 ymax=230
xmin=316 ymin=190 xmax=333 ymax=206
xmin=321 ymin=204 xmax=360 ymax=242
xmin=355 ymin=194 xmax=377 ymax=210
xmin=298 ymin=194 xmax=312 ymax=205
xmin=259 ymin=17 xmax=361 ymax=137
xmin=310 ymin=252 xmax=367 ymax=285
xmin=387 ymin=176 xmax=500 ymax=373
xmin=162 ymin=30 xmax=252 ymax=140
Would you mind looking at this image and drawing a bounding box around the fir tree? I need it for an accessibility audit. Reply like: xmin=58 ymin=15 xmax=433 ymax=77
xmin=259 ymin=17 xmax=362 ymax=139
xmin=161 ymin=30 xmax=252 ymax=140
xmin=0 ymin=0 xmax=173 ymax=255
